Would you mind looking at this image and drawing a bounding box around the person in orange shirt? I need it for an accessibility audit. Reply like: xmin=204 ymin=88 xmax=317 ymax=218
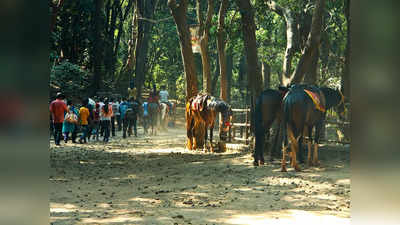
xmin=79 ymin=99 xmax=90 ymax=144
xmin=50 ymin=92 xmax=68 ymax=145
xmin=100 ymin=98 xmax=113 ymax=142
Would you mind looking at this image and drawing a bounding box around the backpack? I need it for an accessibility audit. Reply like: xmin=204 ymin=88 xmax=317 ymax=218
xmin=112 ymin=102 xmax=119 ymax=114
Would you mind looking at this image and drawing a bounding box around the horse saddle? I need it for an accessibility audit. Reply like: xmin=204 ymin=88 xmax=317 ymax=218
xmin=304 ymin=89 xmax=326 ymax=112
xmin=191 ymin=94 xmax=210 ymax=112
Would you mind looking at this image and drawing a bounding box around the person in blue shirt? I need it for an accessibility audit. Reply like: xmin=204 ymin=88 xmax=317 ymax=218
xmin=142 ymin=101 xmax=149 ymax=134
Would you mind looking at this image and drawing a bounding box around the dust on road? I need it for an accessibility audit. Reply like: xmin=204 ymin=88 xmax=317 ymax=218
xmin=50 ymin=126 xmax=350 ymax=225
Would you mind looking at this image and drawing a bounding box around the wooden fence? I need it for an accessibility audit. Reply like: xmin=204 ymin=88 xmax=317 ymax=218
xmin=227 ymin=107 xmax=351 ymax=146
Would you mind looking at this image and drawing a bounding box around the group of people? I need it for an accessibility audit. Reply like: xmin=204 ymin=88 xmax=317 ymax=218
xmin=49 ymin=92 xmax=142 ymax=146
xmin=49 ymin=85 xmax=173 ymax=146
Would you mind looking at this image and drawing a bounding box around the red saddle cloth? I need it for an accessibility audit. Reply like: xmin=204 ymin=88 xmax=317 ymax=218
xmin=191 ymin=94 xmax=210 ymax=111
xmin=304 ymin=89 xmax=325 ymax=112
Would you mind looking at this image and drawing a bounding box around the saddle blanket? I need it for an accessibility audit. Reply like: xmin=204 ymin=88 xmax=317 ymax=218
xmin=191 ymin=94 xmax=209 ymax=111
xmin=304 ymin=89 xmax=326 ymax=112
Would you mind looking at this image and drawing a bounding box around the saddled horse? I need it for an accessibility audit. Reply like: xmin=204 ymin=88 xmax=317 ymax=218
xmin=148 ymin=102 xmax=159 ymax=135
xmin=281 ymin=84 xmax=345 ymax=172
xmin=186 ymin=94 xmax=232 ymax=151
xmin=253 ymin=87 xmax=288 ymax=166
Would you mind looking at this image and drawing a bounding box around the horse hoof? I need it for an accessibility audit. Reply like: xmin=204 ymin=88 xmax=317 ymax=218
xmin=259 ymin=160 xmax=265 ymax=166
xmin=281 ymin=167 xmax=287 ymax=172
xmin=253 ymin=161 xmax=259 ymax=167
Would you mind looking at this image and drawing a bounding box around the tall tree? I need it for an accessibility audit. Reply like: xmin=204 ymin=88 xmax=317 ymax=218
xmin=197 ymin=0 xmax=214 ymax=94
xmin=266 ymin=0 xmax=297 ymax=86
xmin=217 ymin=0 xmax=229 ymax=101
xmin=135 ymin=0 xmax=158 ymax=100
xmin=168 ymin=0 xmax=198 ymax=100
xmin=290 ymin=0 xmax=325 ymax=85
xmin=342 ymin=0 xmax=350 ymax=102
xmin=237 ymin=0 xmax=263 ymax=101
xmin=120 ymin=1 xmax=139 ymax=91
xmin=92 ymin=0 xmax=105 ymax=94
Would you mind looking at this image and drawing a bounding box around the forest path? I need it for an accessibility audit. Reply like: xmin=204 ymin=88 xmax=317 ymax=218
xmin=50 ymin=126 xmax=350 ymax=225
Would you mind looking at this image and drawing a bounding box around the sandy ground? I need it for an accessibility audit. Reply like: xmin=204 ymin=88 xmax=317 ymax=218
xmin=50 ymin=122 xmax=350 ymax=225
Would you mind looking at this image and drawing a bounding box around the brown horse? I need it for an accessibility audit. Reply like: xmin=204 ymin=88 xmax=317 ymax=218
xmin=253 ymin=87 xmax=289 ymax=166
xmin=186 ymin=94 xmax=232 ymax=151
xmin=281 ymin=84 xmax=345 ymax=172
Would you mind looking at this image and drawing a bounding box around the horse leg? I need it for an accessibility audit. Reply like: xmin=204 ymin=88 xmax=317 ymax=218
xmin=209 ymin=126 xmax=214 ymax=152
xmin=306 ymin=126 xmax=313 ymax=167
xmin=287 ymin=126 xmax=301 ymax=172
xmin=270 ymin=122 xmax=278 ymax=162
xmin=313 ymin=121 xmax=323 ymax=166
xmin=254 ymin=122 xmax=265 ymax=166
xmin=187 ymin=118 xmax=193 ymax=150
xmin=281 ymin=125 xmax=289 ymax=172
xmin=204 ymin=126 xmax=208 ymax=151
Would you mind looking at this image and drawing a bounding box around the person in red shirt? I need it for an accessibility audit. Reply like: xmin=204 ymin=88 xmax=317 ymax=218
xmin=49 ymin=92 xmax=68 ymax=145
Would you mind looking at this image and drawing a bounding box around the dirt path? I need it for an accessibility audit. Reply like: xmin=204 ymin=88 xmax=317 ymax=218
xmin=50 ymin=126 xmax=350 ymax=225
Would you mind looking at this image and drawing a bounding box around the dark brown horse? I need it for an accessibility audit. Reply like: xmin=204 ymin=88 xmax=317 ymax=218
xmin=281 ymin=84 xmax=345 ymax=172
xmin=186 ymin=94 xmax=232 ymax=151
xmin=253 ymin=87 xmax=288 ymax=166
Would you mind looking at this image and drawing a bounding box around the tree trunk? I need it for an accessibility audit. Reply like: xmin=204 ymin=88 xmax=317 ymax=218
xmin=267 ymin=1 xmax=297 ymax=87
xmin=135 ymin=0 xmax=157 ymax=101
xmin=92 ymin=0 xmax=105 ymax=94
xmin=217 ymin=0 xmax=229 ymax=101
xmin=304 ymin=48 xmax=319 ymax=84
xmin=290 ymin=0 xmax=325 ymax=85
xmin=237 ymin=0 xmax=263 ymax=102
xmin=120 ymin=1 xmax=139 ymax=86
xmin=197 ymin=0 xmax=213 ymax=94
xmin=342 ymin=0 xmax=351 ymax=102
xmin=341 ymin=0 xmax=351 ymax=141
xmin=261 ymin=61 xmax=271 ymax=89
xmin=168 ymin=0 xmax=198 ymax=100
xmin=226 ymin=52 xmax=233 ymax=103
xmin=211 ymin=56 xmax=219 ymax=96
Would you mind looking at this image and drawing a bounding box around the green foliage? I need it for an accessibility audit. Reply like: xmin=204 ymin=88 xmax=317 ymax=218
xmin=50 ymin=0 xmax=348 ymax=104
xmin=50 ymin=61 xmax=91 ymax=98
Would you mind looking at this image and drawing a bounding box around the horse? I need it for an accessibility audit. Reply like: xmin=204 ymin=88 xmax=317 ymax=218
xmin=281 ymin=84 xmax=345 ymax=172
xmin=160 ymin=102 xmax=169 ymax=130
xmin=148 ymin=102 xmax=159 ymax=135
xmin=253 ymin=87 xmax=288 ymax=166
xmin=186 ymin=94 xmax=232 ymax=151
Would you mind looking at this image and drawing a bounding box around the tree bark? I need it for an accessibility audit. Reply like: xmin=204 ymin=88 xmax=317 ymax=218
xmin=304 ymin=48 xmax=319 ymax=84
xmin=261 ymin=61 xmax=271 ymax=89
xmin=266 ymin=1 xmax=297 ymax=87
xmin=168 ymin=0 xmax=198 ymax=100
xmin=290 ymin=0 xmax=325 ymax=85
xmin=226 ymin=52 xmax=233 ymax=103
xmin=197 ymin=0 xmax=214 ymax=94
xmin=217 ymin=0 xmax=229 ymax=101
xmin=121 ymin=1 xmax=139 ymax=78
xmin=135 ymin=0 xmax=157 ymax=100
xmin=92 ymin=0 xmax=105 ymax=94
xmin=237 ymin=0 xmax=263 ymax=101
xmin=342 ymin=0 xmax=351 ymax=102
xmin=211 ymin=56 xmax=219 ymax=96
xmin=341 ymin=0 xmax=351 ymax=141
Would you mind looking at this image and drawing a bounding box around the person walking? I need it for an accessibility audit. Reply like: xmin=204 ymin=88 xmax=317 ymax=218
xmin=49 ymin=92 xmax=68 ymax=146
xmin=100 ymin=98 xmax=113 ymax=142
xmin=62 ymin=100 xmax=78 ymax=143
xmin=78 ymin=99 xmax=90 ymax=144
xmin=113 ymin=98 xmax=121 ymax=131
